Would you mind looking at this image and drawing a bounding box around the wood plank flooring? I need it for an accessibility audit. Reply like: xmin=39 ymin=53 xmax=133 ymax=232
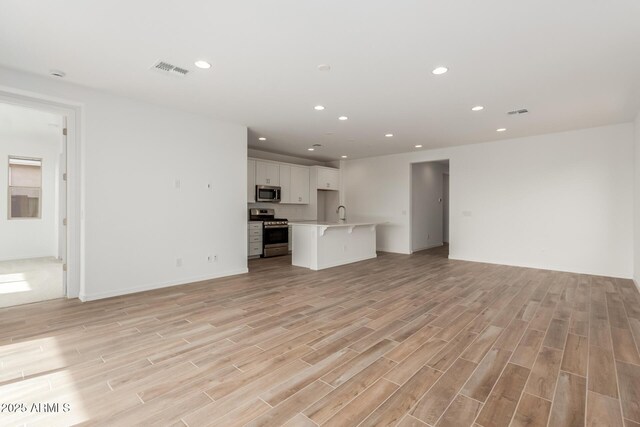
xmin=1 ymin=246 xmax=640 ymax=426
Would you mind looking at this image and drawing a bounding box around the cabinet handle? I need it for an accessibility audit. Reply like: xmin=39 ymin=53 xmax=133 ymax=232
xmin=298 ymin=197 xmax=302 ymax=202
xmin=327 ymin=183 xmax=330 ymax=188
xmin=266 ymin=178 xmax=270 ymax=184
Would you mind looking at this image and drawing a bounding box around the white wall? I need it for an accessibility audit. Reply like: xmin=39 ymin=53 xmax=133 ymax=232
xmin=0 ymin=66 xmax=248 ymax=300
xmin=411 ymin=161 xmax=449 ymax=252
xmin=0 ymin=104 xmax=62 ymax=261
xmin=248 ymin=148 xmax=326 ymax=166
xmin=635 ymin=112 xmax=640 ymax=286
xmin=344 ymin=123 xmax=634 ymax=278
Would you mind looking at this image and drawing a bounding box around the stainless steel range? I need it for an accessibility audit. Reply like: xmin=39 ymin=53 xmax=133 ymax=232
xmin=249 ymin=208 xmax=289 ymax=258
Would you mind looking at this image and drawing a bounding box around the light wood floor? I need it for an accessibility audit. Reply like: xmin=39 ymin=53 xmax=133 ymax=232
xmin=1 ymin=247 xmax=640 ymax=427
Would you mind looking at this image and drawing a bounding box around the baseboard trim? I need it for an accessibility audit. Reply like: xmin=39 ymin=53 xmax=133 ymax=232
xmin=411 ymin=243 xmax=444 ymax=253
xmin=79 ymin=268 xmax=249 ymax=302
xmin=448 ymin=254 xmax=632 ymax=280
xmin=634 ymin=278 xmax=640 ymax=293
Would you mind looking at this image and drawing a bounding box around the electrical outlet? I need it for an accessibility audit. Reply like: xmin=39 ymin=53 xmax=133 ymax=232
xmin=176 ymin=258 xmax=182 ymax=267
xmin=207 ymin=255 xmax=212 ymax=262
xmin=213 ymin=254 xmax=218 ymax=262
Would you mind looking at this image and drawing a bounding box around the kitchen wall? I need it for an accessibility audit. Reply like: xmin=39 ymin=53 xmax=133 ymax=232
xmin=635 ymin=112 xmax=640 ymax=286
xmin=248 ymin=151 xmax=335 ymax=221
xmin=0 ymin=103 xmax=63 ymax=261
xmin=344 ymin=123 xmax=634 ymax=278
xmin=0 ymin=66 xmax=248 ymax=300
xmin=249 ymin=202 xmax=317 ymax=221
xmin=411 ymin=161 xmax=449 ymax=252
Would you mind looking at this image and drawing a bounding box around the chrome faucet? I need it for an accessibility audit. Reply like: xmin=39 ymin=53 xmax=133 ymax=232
xmin=337 ymin=205 xmax=347 ymax=222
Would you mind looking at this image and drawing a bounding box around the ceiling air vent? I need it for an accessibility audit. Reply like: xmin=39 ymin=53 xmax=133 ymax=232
xmin=151 ymin=60 xmax=190 ymax=77
xmin=507 ymin=108 xmax=529 ymax=115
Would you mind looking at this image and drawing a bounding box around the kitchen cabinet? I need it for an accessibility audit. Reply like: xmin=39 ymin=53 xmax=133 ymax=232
xmin=288 ymin=225 xmax=292 ymax=252
xmin=248 ymin=222 xmax=262 ymax=257
xmin=247 ymin=159 xmax=256 ymax=203
xmin=256 ymin=161 xmax=280 ymax=186
xmin=279 ymin=165 xmax=291 ymax=203
xmin=290 ymin=166 xmax=310 ymax=204
xmin=248 ymin=158 xmax=311 ymax=204
xmin=316 ymin=167 xmax=340 ymax=191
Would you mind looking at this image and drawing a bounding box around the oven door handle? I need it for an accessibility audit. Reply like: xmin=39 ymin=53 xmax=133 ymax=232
xmin=264 ymin=225 xmax=289 ymax=229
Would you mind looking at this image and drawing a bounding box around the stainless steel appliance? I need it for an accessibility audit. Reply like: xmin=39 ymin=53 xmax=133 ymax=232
xmin=248 ymin=208 xmax=288 ymax=257
xmin=255 ymin=185 xmax=281 ymax=203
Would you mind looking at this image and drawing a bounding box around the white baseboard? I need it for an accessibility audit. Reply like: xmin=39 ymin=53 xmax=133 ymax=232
xmin=634 ymin=277 xmax=640 ymax=293
xmin=448 ymin=254 xmax=632 ymax=280
xmin=78 ymin=268 xmax=249 ymax=302
xmin=376 ymin=247 xmax=412 ymax=255
xmin=411 ymin=243 xmax=444 ymax=253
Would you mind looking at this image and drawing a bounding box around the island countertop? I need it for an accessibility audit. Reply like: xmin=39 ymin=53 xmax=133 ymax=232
xmin=288 ymin=221 xmax=382 ymax=227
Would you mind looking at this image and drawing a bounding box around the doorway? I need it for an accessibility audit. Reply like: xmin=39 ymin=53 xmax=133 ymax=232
xmin=410 ymin=160 xmax=450 ymax=255
xmin=0 ymin=103 xmax=66 ymax=307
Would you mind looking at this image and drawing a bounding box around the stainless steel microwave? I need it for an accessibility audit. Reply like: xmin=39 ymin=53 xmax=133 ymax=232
xmin=256 ymin=185 xmax=281 ymax=203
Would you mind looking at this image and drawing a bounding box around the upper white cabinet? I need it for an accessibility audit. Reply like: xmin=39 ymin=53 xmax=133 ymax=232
xmin=316 ymin=167 xmax=340 ymax=191
xmin=247 ymin=159 xmax=256 ymax=203
xmin=256 ymin=161 xmax=280 ymax=186
xmin=279 ymin=164 xmax=291 ymax=203
xmin=249 ymin=158 xmax=310 ymax=205
xmin=290 ymin=165 xmax=310 ymax=204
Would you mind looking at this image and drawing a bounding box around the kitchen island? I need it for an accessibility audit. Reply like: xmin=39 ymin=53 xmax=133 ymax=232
xmin=289 ymin=221 xmax=380 ymax=270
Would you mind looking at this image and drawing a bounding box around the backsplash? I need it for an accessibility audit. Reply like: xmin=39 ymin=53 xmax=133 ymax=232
xmin=248 ymin=202 xmax=316 ymax=221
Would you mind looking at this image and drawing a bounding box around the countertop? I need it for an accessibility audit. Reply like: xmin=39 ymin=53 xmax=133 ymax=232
xmin=288 ymin=220 xmax=382 ymax=227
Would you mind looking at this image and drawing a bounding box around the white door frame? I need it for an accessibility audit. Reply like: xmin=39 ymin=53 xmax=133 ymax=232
xmin=0 ymin=86 xmax=84 ymax=299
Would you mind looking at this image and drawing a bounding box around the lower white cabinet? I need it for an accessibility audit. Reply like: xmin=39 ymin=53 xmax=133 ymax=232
xmin=248 ymin=222 xmax=262 ymax=257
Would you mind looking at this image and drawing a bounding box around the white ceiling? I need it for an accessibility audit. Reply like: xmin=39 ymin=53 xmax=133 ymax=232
xmin=1 ymin=0 xmax=639 ymax=161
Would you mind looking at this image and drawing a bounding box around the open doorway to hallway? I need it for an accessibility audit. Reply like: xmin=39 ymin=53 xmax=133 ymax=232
xmin=0 ymin=103 xmax=66 ymax=307
xmin=410 ymin=159 xmax=450 ymax=256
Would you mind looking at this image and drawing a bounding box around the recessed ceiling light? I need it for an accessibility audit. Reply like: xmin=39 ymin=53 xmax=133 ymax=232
xmin=385 ymin=133 xmax=394 ymax=138
xmin=471 ymin=106 xmax=484 ymax=111
xmin=317 ymin=64 xmax=331 ymax=71
xmin=341 ymin=155 xmax=348 ymax=158
xmin=49 ymin=69 xmax=66 ymax=78
xmin=314 ymin=105 xmax=325 ymax=111
xmin=194 ymin=60 xmax=211 ymax=69
xmin=496 ymin=128 xmax=507 ymax=132
xmin=432 ymin=66 xmax=448 ymax=75
xmin=338 ymin=116 xmax=348 ymax=121
xmin=258 ymin=137 xmax=266 ymax=141
xmin=308 ymin=148 xmax=315 ymax=151
xmin=415 ymin=145 xmax=423 ymax=148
